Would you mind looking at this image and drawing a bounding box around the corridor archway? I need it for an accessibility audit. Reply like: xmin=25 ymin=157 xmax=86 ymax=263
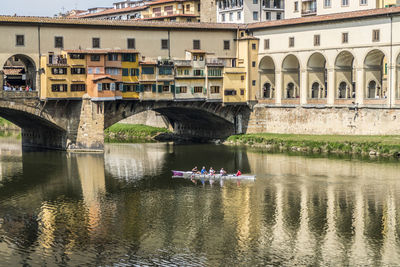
xmin=2 ymin=54 xmax=36 ymax=91
xmin=282 ymin=55 xmax=300 ymax=99
xmin=364 ymin=49 xmax=386 ymax=99
xmin=335 ymin=51 xmax=355 ymax=100
xmin=307 ymin=53 xmax=327 ymax=99
xmin=259 ymin=56 xmax=275 ymax=99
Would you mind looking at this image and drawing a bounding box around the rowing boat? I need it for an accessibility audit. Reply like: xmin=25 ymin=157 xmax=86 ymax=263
xmin=172 ymin=170 xmax=256 ymax=181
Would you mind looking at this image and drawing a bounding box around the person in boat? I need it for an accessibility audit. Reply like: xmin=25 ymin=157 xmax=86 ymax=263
xmin=236 ymin=170 xmax=242 ymax=176
xmin=209 ymin=167 xmax=215 ymax=176
xmin=220 ymin=168 xmax=227 ymax=176
xmin=201 ymin=166 xmax=207 ymax=175
xmin=192 ymin=166 xmax=198 ymax=173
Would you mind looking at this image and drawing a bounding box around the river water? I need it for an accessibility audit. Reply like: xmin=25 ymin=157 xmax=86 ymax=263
xmin=0 ymin=138 xmax=400 ymax=266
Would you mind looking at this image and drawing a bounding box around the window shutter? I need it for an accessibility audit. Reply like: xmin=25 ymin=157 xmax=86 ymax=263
xmin=140 ymin=84 xmax=144 ymax=92
xmin=176 ymin=86 xmax=180 ymax=94
xmin=135 ymin=68 xmax=140 ymax=76
xmin=203 ymin=87 xmax=207 ymax=94
xmin=111 ymin=83 xmax=116 ymax=91
xmin=122 ymin=84 xmax=127 ymax=92
xmin=118 ymin=83 xmax=123 ymax=91
xmin=191 ymin=87 xmax=194 ymax=94
xmin=158 ymin=85 xmax=163 ymax=93
xmin=171 ymin=84 xmax=175 ymax=93
xmin=97 ymin=83 xmax=102 ymax=91
xmin=200 ymin=70 xmax=204 ymax=76
xmin=152 ymin=84 xmax=157 ymax=92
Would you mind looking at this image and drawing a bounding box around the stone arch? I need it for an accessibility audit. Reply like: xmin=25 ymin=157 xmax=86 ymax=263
xmin=259 ymin=56 xmax=275 ymax=99
xmin=2 ymin=54 xmax=37 ymax=91
xmin=307 ymin=52 xmax=327 ymax=99
xmin=364 ymin=49 xmax=386 ymax=99
xmin=335 ymin=51 xmax=355 ymax=99
xmin=282 ymin=54 xmax=300 ymax=99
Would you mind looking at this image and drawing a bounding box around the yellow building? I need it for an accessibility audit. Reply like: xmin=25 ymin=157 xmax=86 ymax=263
xmin=121 ymin=52 xmax=140 ymax=99
xmin=40 ymin=51 xmax=87 ymax=100
xmin=142 ymin=0 xmax=200 ymax=22
xmin=378 ymin=0 xmax=398 ymax=7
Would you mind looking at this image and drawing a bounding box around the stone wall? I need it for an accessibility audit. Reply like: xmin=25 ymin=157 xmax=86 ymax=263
xmin=119 ymin=110 xmax=169 ymax=128
xmin=200 ymin=0 xmax=217 ymax=23
xmin=246 ymin=105 xmax=400 ymax=135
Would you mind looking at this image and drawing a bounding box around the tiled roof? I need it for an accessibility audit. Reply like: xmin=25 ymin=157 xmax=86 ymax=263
xmin=64 ymin=49 xmax=139 ymax=54
xmin=147 ymin=0 xmax=197 ymax=7
xmin=142 ymin=14 xmax=198 ymax=20
xmin=185 ymin=49 xmax=207 ymax=53
xmin=69 ymin=6 xmax=147 ymax=18
xmin=92 ymin=75 xmax=117 ymax=82
xmin=247 ymin=6 xmax=400 ymax=30
xmin=0 ymin=15 xmax=240 ymax=30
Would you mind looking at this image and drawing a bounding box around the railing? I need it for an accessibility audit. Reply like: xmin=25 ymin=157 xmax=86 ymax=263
xmin=206 ymin=59 xmax=224 ymax=66
xmin=302 ymin=8 xmax=317 ymax=16
xmin=0 ymin=91 xmax=38 ymax=99
xmin=174 ymin=60 xmax=192 ymax=67
xmin=48 ymin=57 xmax=67 ymax=65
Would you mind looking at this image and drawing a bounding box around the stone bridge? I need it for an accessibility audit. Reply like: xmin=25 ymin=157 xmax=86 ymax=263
xmin=0 ymin=92 xmax=250 ymax=151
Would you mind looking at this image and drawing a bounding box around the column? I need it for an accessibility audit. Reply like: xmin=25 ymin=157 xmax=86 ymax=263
xmin=275 ymin=69 xmax=282 ymax=105
xmin=300 ymin=68 xmax=308 ymax=105
xmin=388 ymin=62 xmax=396 ymax=107
xmin=355 ymin=66 xmax=364 ymax=106
xmin=327 ymin=67 xmax=335 ymax=106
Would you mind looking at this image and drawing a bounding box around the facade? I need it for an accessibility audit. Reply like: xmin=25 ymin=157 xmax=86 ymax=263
xmin=200 ymin=0 xmax=218 ymax=22
xmin=142 ymin=0 xmax=201 ymax=22
xmin=216 ymin=0 xmax=284 ymax=23
xmin=285 ymin=0 xmax=399 ymax=19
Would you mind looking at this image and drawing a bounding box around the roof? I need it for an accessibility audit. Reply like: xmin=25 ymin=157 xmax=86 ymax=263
xmin=247 ymin=6 xmax=400 ymax=30
xmin=69 ymin=5 xmax=147 ymax=18
xmin=64 ymin=49 xmax=139 ymax=54
xmin=142 ymin=14 xmax=198 ymax=20
xmin=147 ymin=0 xmax=197 ymax=7
xmin=0 ymin=15 xmax=240 ymax=30
xmin=186 ymin=49 xmax=207 ymax=54
xmin=140 ymin=61 xmax=157 ymax=65
xmin=92 ymin=75 xmax=117 ymax=82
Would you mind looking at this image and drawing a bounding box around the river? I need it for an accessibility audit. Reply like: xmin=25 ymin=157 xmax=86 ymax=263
xmin=0 ymin=137 xmax=400 ymax=266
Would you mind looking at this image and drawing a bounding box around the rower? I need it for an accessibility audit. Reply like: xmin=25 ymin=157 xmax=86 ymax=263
xmin=192 ymin=166 xmax=198 ymax=173
xmin=220 ymin=168 xmax=227 ymax=176
xmin=209 ymin=167 xmax=215 ymax=175
xmin=236 ymin=170 xmax=242 ymax=176
xmin=201 ymin=166 xmax=207 ymax=175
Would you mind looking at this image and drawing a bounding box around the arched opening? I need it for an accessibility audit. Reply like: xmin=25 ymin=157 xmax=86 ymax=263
xmin=364 ymin=49 xmax=386 ymax=99
xmin=282 ymin=55 xmax=300 ymax=99
xmin=263 ymin=82 xmax=273 ymax=98
xmin=307 ymin=53 xmax=327 ymax=99
xmin=335 ymin=51 xmax=355 ymax=100
xmin=2 ymin=54 xmax=36 ymax=91
xmin=259 ymin=56 xmax=275 ymax=99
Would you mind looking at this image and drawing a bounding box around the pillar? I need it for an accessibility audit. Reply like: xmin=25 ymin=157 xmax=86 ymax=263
xmin=300 ymin=68 xmax=308 ymax=105
xmin=355 ymin=66 xmax=364 ymax=106
xmin=275 ymin=70 xmax=282 ymax=105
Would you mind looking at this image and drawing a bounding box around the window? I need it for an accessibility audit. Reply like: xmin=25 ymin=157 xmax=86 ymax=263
xmin=51 ymin=68 xmax=67 ymax=75
xmin=143 ymin=84 xmax=152 ymax=92
xmin=194 ymin=86 xmax=203 ymax=93
xmin=210 ymin=86 xmax=220 ymax=94
xmin=289 ymin=37 xmax=295 ymax=47
xmin=95 ymin=67 xmax=101 ymax=74
xmin=252 ymin=61 xmax=256 ymax=67
xmin=252 ymin=80 xmax=256 ymax=86
xmin=54 ymin=36 xmax=63 ymax=48
xmin=224 ymin=89 xmax=237 ymax=96
xmin=108 ymin=54 xmax=118 ymax=61
xmin=71 ymin=84 xmax=86 ymax=92
xmin=193 ymin=69 xmax=204 ymax=76
xmin=253 ymin=0 xmax=258 ymax=4
xmin=193 ymin=55 xmax=197 ymax=61
xmin=88 ymin=68 xmax=93 ymax=74
xmin=224 ymin=40 xmax=230 ymax=50
xmin=184 ymin=69 xmax=190 ymax=75
xmin=161 ymin=39 xmax=169 ymax=49
xmin=222 ymin=13 xmax=225 ymax=22
xmin=102 ymin=83 xmax=111 ymax=91
xmin=342 ymin=0 xmax=349 ymax=6
xmin=70 ymin=54 xmax=85 ymax=59
xmin=276 ymin=12 xmax=281 ymax=20
xmin=51 ymin=84 xmax=67 ymax=92
xmin=142 ymin=66 xmax=154 ymax=74
xmin=159 ymin=67 xmax=172 ymax=75
xmin=122 ymin=68 xmax=129 ymax=76
xmin=186 ymin=4 xmax=190 ymax=11
xmin=179 ymin=86 xmax=188 ymax=93
xmin=360 ymin=0 xmax=367 ymax=4
xmin=324 ymin=0 xmax=331 ymax=7
xmin=71 ymin=68 xmax=85 ymax=74
xmin=16 ymin=35 xmax=24 ymax=46
xmin=342 ymin=32 xmax=349 ymax=44
xmin=237 ymin=12 xmax=241 ymax=20
xmin=92 ymin=37 xmax=100 ymax=48
xmin=372 ymin=29 xmax=380 ymax=42
xmin=266 ymin=12 xmax=271 ymax=20
xmin=106 ymin=68 xmax=120 ymax=75
xmin=229 ymin=12 xmax=233 ymax=21
xmin=241 ymin=75 xmax=245 ymax=81
xmin=314 ymin=34 xmax=320 ymax=46
xmin=294 ymin=1 xmax=298 ymax=12
xmin=208 ymin=68 xmax=222 ymax=76
xmin=122 ymin=54 xmax=136 ymax=62
xmin=264 ymin=39 xmax=270 ymax=50
xmin=193 ymin=40 xmax=201 ymax=50
xmin=252 ymin=43 xmax=257 ymax=50
xmin=91 ymin=55 xmax=101 ymax=61
xmin=199 ymin=55 xmax=204 ymax=61
xmin=253 ymin=11 xmax=258 ymax=20
xmin=240 ymin=89 xmax=245 ymax=95
xmin=162 ymin=84 xmax=170 ymax=92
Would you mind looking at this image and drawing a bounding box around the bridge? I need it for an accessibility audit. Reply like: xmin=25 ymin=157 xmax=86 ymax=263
xmin=1 ymin=7 xmax=400 ymax=151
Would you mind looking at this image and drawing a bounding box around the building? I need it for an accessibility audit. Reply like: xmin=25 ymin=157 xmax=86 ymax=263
xmin=200 ymin=0 xmax=218 ymax=22
xmin=285 ymin=0 xmax=399 ymax=19
xmin=216 ymin=0 xmax=284 ymax=23
xmin=142 ymin=0 xmax=200 ymax=22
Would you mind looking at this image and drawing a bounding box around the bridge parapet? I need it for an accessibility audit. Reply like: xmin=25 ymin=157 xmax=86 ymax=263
xmin=0 ymin=91 xmax=38 ymax=99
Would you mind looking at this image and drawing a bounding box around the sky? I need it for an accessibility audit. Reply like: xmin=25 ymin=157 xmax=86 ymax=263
xmin=0 ymin=0 xmax=114 ymax=17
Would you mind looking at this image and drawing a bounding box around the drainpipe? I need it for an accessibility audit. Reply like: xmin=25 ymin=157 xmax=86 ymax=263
xmin=38 ymin=25 xmax=41 ymax=95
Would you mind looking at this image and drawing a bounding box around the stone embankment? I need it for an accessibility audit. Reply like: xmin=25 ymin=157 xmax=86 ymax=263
xmin=224 ymin=133 xmax=400 ymax=158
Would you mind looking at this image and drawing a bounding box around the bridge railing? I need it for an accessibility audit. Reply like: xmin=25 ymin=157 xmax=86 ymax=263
xmin=0 ymin=91 xmax=38 ymax=99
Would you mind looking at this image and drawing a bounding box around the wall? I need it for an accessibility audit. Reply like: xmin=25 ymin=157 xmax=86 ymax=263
xmin=246 ymin=106 xmax=400 ymax=135
xmin=200 ymin=0 xmax=217 ymax=22
xmin=119 ymin=110 xmax=169 ymax=128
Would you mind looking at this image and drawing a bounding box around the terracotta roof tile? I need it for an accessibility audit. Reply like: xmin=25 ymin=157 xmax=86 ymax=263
xmin=147 ymin=0 xmax=197 ymax=7
xmin=69 ymin=6 xmax=147 ymax=18
xmin=247 ymin=6 xmax=400 ymax=30
xmin=142 ymin=14 xmax=198 ymax=20
xmin=92 ymin=75 xmax=117 ymax=82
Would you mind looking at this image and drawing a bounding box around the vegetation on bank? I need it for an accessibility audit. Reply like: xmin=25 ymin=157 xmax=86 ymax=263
xmin=105 ymin=123 xmax=170 ymax=143
xmin=225 ymin=133 xmax=400 ymax=157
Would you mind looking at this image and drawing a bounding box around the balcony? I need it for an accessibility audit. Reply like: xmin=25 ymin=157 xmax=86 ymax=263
xmin=206 ymin=58 xmax=225 ymax=66
xmin=302 ymin=8 xmax=317 ymax=16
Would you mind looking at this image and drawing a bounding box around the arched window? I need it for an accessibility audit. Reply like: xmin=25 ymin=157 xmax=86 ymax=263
xmin=368 ymin=80 xmax=377 ymax=99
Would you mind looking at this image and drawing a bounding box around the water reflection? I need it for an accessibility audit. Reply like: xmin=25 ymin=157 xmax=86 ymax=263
xmin=0 ymin=141 xmax=399 ymax=266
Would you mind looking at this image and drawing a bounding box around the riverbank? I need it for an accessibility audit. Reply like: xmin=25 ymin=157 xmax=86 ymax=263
xmin=225 ymin=133 xmax=400 ymax=158
xmin=105 ymin=123 xmax=171 ymax=143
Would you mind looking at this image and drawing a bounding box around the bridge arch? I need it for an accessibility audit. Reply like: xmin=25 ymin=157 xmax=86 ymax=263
xmin=2 ymin=54 xmax=37 ymax=91
xmin=259 ymin=56 xmax=275 ymax=99
xmin=307 ymin=52 xmax=327 ymax=99
xmin=282 ymin=54 xmax=300 ymax=99
xmin=363 ymin=49 xmax=386 ymax=99
xmin=335 ymin=50 xmax=355 ymax=99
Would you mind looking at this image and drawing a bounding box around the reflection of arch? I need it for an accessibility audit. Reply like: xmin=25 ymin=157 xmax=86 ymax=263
xmin=335 ymin=51 xmax=355 ymax=99
xmin=364 ymin=49 xmax=385 ymax=99
xmin=263 ymin=82 xmax=273 ymax=98
xmin=2 ymin=54 xmax=37 ymax=90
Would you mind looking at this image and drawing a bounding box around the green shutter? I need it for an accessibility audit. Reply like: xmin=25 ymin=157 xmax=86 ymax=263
xmin=135 ymin=84 xmax=140 ymax=92
xmin=135 ymin=68 xmax=140 ymax=76
xmin=191 ymin=87 xmax=194 ymax=94
xmin=140 ymin=84 xmax=144 ymax=92
xmin=171 ymin=84 xmax=175 ymax=93
xmin=175 ymin=86 xmax=180 ymax=94
xmin=122 ymin=85 xmax=127 ymax=92
xmin=97 ymin=83 xmax=102 ymax=91
xmin=200 ymin=70 xmax=204 ymax=76
xmin=152 ymin=84 xmax=156 ymax=92
xmin=158 ymin=85 xmax=163 ymax=93
xmin=203 ymin=87 xmax=207 ymax=94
